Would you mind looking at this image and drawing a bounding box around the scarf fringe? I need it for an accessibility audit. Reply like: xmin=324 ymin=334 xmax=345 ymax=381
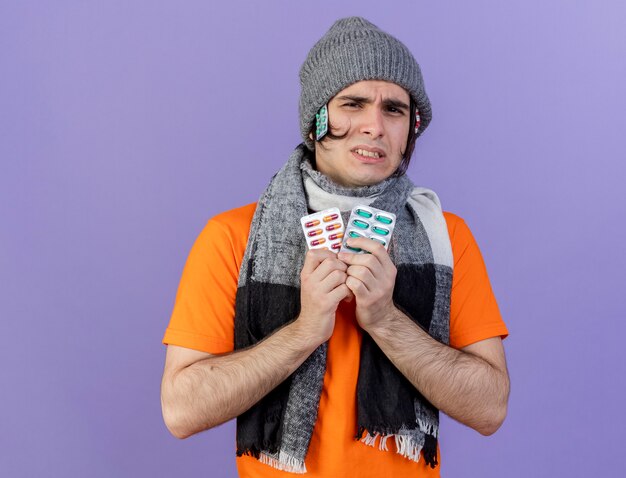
xmin=394 ymin=434 xmax=423 ymax=463
xmin=360 ymin=431 xmax=390 ymax=451
xmin=259 ymin=451 xmax=307 ymax=474
xmin=417 ymin=418 xmax=439 ymax=438
xmin=360 ymin=431 xmax=424 ymax=463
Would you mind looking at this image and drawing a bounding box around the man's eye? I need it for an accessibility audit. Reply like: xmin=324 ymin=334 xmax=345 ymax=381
xmin=343 ymin=102 xmax=360 ymax=108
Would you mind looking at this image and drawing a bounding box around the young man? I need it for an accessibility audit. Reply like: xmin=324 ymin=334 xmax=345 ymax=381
xmin=161 ymin=17 xmax=510 ymax=477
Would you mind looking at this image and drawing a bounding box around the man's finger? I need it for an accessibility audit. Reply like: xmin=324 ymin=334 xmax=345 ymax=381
xmin=338 ymin=245 xmax=384 ymax=275
xmin=301 ymin=248 xmax=337 ymax=275
xmin=339 ymin=238 xmax=393 ymax=269
xmin=318 ymin=269 xmax=348 ymax=293
xmin=345 ymin=275 xmax=370 ymax=294
xmin=309 ymin=257 xmax=348 ymax=284
xmin=328 ymin=283 xmax=353 ymax=303
xmin=346 ymin=264 xmax=376 ymax=288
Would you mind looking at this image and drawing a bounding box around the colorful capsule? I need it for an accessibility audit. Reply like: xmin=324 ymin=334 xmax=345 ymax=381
xmin=370 ymin=237 xmax=386 ymax=247
xmin=375 ymin=214 xmax=393 ymax=225
xmin=331 ymin=242 xmax=342 ymax=250
xmin=348 ymin=230 xmax=364 ymax=238
xmin=325 ymin=223 xmax=341 ymax=231
xmin=305 ymin=219 xmax=320 ymax=228
xmin=310 ymin=238 xmax=326 ymax=246
xmin=371 ymin=226 xmax=390 ymax=236
xmin=356 ymin=208 xmax=373 ymax=218
xmin=323 ymin=213 xmax=339 ymax=222
xmin=346 ymin=244 xmax=362 ymax=252
xmin=329 ymin=232 xmax=344 ymax=241
xmin=352 ymin=219 xmax=369 ymax=229
xmin=307 ymin=228 xmax=323 ymax=237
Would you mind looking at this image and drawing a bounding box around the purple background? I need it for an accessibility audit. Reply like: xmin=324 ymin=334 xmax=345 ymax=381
xmin=2 ymin=1 xmax=625 ymax=476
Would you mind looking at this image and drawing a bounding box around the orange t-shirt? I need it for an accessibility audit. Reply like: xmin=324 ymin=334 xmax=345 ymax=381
xmin=163 ymin=203 xmax=509 ymax=478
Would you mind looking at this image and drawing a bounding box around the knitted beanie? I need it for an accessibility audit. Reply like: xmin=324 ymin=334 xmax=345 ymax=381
xmin=299 ymin=16 xmax=432 ymax=150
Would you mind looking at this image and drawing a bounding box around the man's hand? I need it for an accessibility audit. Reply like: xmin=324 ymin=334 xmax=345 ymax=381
xmin=162 ymin=250 xmax=353 ymax=439
xmin=337 ymin=238 xmax=510 ymax=436
xmin=337 ymin=237 xmax=397 ymax=331
xmin=296 ymin=248 xmax=353 ymax=345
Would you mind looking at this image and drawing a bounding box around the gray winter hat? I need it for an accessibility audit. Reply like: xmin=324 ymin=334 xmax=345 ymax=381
xmin=299 ymin=16 xmax=432 ymax=150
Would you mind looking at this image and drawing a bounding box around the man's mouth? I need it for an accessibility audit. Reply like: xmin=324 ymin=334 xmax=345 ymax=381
xmin=351 ymin=146 xmax=385 ymax=159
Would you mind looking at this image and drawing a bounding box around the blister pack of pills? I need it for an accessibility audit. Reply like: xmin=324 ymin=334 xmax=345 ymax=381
xmin=340 ymin=205 xmax=396 ymax=254
xmin=300 ymin=208 xmax=345 ymax=252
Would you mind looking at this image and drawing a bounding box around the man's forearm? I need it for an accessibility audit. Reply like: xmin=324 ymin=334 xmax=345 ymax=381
xmin=366 ymin=307 xmax=509 ymax=435
xmin=162 ymin=321 xmax=319 ymax=439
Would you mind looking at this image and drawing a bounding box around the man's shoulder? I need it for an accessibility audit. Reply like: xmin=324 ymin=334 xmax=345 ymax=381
xmin=210 ymin=202 xmax=257 ymax=227
xmin=201 ymin=203 xmax=258 ymax=245
xmin=441 ymin=211 xmax=479 ymax=252
xmin=442 ymin=210 xmax=466 ymax=235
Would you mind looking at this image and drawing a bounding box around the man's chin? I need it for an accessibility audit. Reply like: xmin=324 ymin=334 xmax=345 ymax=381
xmin=351 ymin=167 xmax=396 ymax=186
xmin=346 ymin=173 xmax=390 ymax=188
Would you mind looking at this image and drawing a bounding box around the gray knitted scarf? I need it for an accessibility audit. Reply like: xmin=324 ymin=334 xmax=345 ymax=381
xmin=234 ymin=144 xmax=453 ymax=473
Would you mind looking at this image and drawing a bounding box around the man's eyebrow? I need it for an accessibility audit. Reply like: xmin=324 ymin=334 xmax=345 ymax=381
xmin=382 ymin=98 xmax=410 ymax=111
xmin=335 ymin=95 xmax=409 ymax=110
xmin=336 ymin=95 xmax=371 ymax=104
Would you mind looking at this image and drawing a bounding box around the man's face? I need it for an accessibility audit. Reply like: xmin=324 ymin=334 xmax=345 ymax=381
xmin=313 ymin=80 xmax=411 ymax=188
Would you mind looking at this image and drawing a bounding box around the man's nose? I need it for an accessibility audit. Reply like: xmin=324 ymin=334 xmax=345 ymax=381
xmin=360 ymin=106 xmax=385 ymax=138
